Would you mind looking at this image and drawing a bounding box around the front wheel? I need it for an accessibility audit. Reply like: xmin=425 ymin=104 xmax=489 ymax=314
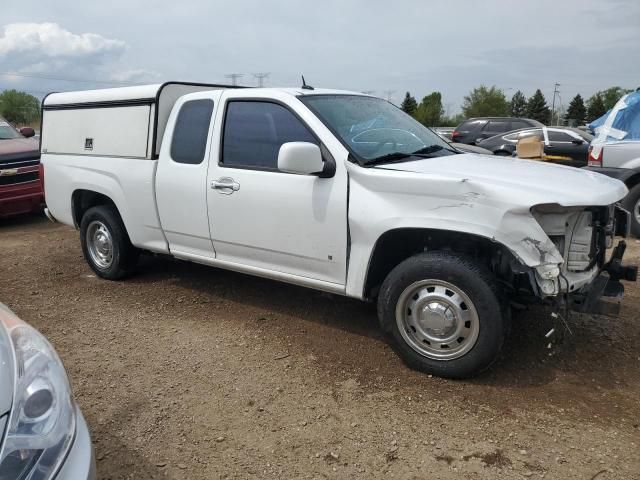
xmin=377 ymin=251 xmax=506 ymax=379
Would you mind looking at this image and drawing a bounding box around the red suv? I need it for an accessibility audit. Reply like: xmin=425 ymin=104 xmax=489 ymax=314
xmin=0 ymin=117 xmax=43 ymax=218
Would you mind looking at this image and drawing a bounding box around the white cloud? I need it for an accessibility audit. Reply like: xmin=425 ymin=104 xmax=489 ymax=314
xmin=110 ymin=69 xmax=161 ymax=83
xmin=0 ymin=22 xmax=126 ymax=72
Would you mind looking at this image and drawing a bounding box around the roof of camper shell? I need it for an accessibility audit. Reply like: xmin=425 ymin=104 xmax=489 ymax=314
xmin=44 ymin=84 xmax=165 ymax=106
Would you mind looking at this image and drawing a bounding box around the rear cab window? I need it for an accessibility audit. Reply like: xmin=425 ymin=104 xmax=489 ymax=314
xmin=221 ymin=101 xmax=317 ymax=170
xmin=171 ymin=99 xmax=215 ymax=165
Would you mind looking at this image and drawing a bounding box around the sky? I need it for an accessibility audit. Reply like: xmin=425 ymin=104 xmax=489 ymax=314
xmin=0 ymin=0 xmax=638 ymax=113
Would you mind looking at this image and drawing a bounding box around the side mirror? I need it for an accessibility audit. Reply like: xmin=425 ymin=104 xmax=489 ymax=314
xmin=278 ymin=142 xmax=324 ymax=175
xmin=20 ymin=127 xmax=35 ymax=138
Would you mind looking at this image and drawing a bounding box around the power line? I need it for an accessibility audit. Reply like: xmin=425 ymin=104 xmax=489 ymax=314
xmin=0 ymin=71 xmax=137 ymax=86
xmin=252 ymin=73 xmax=270 ymax=87
xmin=224 ymin=73 xmax=244 ymax=86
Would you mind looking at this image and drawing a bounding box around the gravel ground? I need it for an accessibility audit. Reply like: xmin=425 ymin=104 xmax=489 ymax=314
xmin=1 ymin=214 xmax=639 ymax=479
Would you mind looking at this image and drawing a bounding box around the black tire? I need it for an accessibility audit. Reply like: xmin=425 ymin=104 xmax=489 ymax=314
xmin=377 ymin=251 xmax=506 ymax=379
xmin=622 ymin=184 xmax=640 ymax=237
xmin=80 ymin=205 xmax=139 ymax=280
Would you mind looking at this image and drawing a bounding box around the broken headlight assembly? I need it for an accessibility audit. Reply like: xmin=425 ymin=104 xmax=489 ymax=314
xmin=0 ymin=311 xmax=76 ymax=480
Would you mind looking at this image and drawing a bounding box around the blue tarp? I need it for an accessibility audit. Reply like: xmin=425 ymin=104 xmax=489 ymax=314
xmin=587 ymin=110 xmax=610 ymax=132
xmin=593 ymin=91 xmax=640 ymax=141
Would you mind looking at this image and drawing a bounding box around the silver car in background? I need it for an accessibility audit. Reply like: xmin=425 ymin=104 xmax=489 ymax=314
xmin=0 ymin=304 xmax=95 ymax=480
xmin=587 ymin=90 xmax=640 ymax=236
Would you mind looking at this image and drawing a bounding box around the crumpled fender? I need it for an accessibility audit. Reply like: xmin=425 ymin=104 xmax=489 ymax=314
xmin=344 ymin=157 xmax=622 ymax=298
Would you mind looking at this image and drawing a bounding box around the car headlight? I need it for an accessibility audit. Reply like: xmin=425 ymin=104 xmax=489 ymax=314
xmin=0 ymin=310 xmax=76 ymax=480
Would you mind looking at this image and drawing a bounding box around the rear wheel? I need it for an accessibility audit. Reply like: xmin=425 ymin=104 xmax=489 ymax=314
xmin=622 ymin=184 xmax=640 ymax=237
xmin=80 ymin=205 xmax=139 ymax=279
xmin=377 ymin=251 xmax=507 ymax=379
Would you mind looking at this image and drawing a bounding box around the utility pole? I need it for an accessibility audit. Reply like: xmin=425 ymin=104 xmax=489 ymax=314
xmin=252 ymin=73 xmax=270 ymax=87
xmin=225 ymin=73 xmax=244 ymax=86
xmin=550 ymin=82 xmax=560 ymax=126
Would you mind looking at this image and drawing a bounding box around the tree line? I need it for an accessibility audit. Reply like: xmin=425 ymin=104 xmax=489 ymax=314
xmin=401 ymin=85 xmax=634 ymax=128
xmin=0 ymin=84 xmax=633 ymax=129
xmin=0 ymin=89 xmax=41 ymax=125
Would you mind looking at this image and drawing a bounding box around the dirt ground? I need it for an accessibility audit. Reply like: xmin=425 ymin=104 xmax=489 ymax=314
xmin=1 ymin=214 xmax=639 ymax=479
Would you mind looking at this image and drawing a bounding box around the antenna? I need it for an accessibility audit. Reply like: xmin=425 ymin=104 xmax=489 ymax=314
xmin=224 ymin=73 xmax=244 ymax=86
xmin=301 ymin=75 xmax=314 ymax=90
xmin=252 ymin=72 xmax=270 ymax=87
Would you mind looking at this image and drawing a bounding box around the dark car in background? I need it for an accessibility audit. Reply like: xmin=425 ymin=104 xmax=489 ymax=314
xmin=477 ymin=126 xmax=594 ymax=167
xmin=0 ymin=117 xmax=43 ymax=218
xmin=452 ymin=117 xmax=543 ymax=144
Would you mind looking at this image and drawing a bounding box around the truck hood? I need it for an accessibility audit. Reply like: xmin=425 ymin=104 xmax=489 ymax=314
xmin=373 ymin=153 xmax=627 ymax=207
xmin=0 ymin=137 xmax=39 ymax=156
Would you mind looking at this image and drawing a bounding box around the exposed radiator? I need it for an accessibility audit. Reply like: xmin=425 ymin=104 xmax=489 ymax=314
xmin=567 ymin=212 xmax=594 ymax=272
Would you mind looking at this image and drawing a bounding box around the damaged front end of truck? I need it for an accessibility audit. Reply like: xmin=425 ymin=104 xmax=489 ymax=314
xmin=528 ymin=203 xmax=637 ymax=316
xmin=349 ymin=153 xmax=638 ymax=320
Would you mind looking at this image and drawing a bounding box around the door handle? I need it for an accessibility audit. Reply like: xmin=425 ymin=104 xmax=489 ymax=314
xmin=211 ymin=177 xmax=240 ymax=194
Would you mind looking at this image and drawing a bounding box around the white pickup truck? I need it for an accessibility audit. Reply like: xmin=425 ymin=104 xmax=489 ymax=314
xmin=40 ymin=82 xmax=637 ymax=378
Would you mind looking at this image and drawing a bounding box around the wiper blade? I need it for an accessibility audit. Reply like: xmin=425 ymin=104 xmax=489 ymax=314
xmin=364 ymin=144 xmax=456 ymax=166
xmin=363 ymin=151 xmax=414 ymax=165
xmin=411 ymin=144 xmax=450 ymax=155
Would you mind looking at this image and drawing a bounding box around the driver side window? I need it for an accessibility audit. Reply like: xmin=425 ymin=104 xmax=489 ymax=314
xmin=221 ymin=101 xmax=318 ymax=170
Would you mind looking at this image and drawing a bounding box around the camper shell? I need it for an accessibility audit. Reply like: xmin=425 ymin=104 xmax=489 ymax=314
xmin=41 ymin=82 xmax=239 ymax=160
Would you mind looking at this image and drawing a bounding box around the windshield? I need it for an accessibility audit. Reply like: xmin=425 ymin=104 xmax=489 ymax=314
xmin=299 ymin=95 xmax=455 ymax=164
xmin=0 ymin=120 xmax=21 ymax=140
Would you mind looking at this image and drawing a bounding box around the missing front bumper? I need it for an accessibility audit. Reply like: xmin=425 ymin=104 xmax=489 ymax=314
xmin=571 ymin=240 xmax=637 ymax=316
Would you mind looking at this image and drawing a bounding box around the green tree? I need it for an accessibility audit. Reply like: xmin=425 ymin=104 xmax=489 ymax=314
xmin=461 ymin=85 xmax=509 ymax=118
xmin=586 ymin=93 xmax=607 ymax=122
xmin=598 ymin=86 xmax=631 ymax=110
xmin=526 ymin=89 xmax=551 ymax=124
xmin=565 ymin=94 xmax=586 ymax=125
xmin=439 ymin=113 xmax=466 ymax=128
xmin=414 ymin=91 xmax=444 ymax=127
xmin=510 ymin=90 xmax=527 ymax=117
xmin=400 ymin=92 xmax=418 ymax=115
xmin=0 ymin=89 xmax=40 ymax=125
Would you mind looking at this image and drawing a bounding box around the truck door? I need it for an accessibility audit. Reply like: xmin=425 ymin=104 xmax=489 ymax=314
xmin=156 ymin=91 xmax=221 ymax=258
xmin=205 ymin=91 xmax=348 ymax=288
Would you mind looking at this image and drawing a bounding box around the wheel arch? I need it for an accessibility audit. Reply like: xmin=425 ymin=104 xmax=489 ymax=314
xmin=72 ymin=189 xmax=121 ymax=229
xmin=362 ymin=227 xmax=525 ymax=300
